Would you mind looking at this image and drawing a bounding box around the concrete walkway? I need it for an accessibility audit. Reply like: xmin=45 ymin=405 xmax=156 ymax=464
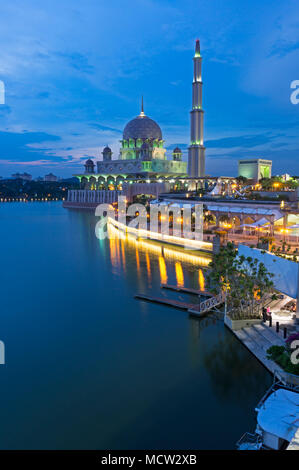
xmin=229 ymin=318 xmax=299 ymax=391
xmin=233 ymin=323 xmax=286 ymax=376
xmin=287 ymin=428 xmax=299 ymax=450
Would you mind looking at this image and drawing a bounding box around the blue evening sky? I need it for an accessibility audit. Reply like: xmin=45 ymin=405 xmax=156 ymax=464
xmin=0 ymin=0 xmax=298 ymax=177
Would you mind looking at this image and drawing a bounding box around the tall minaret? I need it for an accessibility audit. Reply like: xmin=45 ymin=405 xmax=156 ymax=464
xmin=188 ymin=39 xmax=205 ymax=177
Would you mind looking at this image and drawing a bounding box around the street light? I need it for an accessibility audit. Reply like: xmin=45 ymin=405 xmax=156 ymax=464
xmin=280 ymin=227 xmax=290 ymax=244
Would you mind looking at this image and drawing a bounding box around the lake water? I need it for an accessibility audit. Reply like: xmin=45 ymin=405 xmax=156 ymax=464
xmin=0 ymin=202 xmax=271 ymax=449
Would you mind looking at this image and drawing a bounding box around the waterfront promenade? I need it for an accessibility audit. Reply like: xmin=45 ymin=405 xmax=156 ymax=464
xmin=226 ymin=320 xmax=299 ymax=386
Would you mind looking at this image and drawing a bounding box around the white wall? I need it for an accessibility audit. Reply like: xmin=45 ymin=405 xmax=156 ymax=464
xmin=238 ymin=244 xmax=298 ymax=299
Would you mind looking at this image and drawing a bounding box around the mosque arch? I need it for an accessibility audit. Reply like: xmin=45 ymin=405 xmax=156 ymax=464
xmin=106 ymin=175 xmax=115 ymax=183
xmin=125 ymin=174 xmax=135 ymax=184
xmin=80 ymin=176 xmax=88 ymax=188
xmin=115 ymin=175 xmax=124 ymax=189
xmin=97 ymin=176 xmax=106 ymax=189
xmin=106 ymin=175 xmax=116 ymax=190
xmin=89 ymin=176 xmax=97 ymax=189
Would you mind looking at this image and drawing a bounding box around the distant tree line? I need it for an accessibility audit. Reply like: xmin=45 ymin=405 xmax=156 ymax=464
xmin=0 ymin=178 xmax=79 ymax=200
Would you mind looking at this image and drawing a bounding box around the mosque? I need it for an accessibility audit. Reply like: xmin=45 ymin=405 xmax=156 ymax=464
xmin=74 ymin=39 xmax=205 ymax=191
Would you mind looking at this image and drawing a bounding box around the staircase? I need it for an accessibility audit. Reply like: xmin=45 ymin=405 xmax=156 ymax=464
xmin=234 ymin=323 xmax=286 ymax=376
xmin=235 ymin=321 xmax=299 ymax=388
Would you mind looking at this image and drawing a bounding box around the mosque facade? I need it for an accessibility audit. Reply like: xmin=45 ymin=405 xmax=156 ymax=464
xmin=75 ymin=40 xmax=205 ymax=190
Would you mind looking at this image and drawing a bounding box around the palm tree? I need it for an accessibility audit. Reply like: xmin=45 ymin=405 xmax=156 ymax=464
xmin=203 ymin=213 xmax=214 ymax=229
xmin=208 ymin=243 xmax=275 ymax=320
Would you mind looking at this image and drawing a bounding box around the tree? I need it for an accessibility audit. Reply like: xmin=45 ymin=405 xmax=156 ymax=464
xmin=203 ymin=213 xmax=215 ymax=228
xmin=236 ymin=176 xmax=248 ymax=185
xmin=284 ymin=179 xmax=299 ymax=190
xmin=208 ymin=242 xmax=275 ymax=320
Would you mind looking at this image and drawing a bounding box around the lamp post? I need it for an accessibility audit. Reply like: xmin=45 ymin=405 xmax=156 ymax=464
xmin=224 ymin=268 xmax=228 ymax=322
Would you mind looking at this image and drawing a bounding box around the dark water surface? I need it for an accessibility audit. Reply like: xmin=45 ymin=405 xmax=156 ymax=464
xmin=0 ymin=202 xmax=271 ymax=449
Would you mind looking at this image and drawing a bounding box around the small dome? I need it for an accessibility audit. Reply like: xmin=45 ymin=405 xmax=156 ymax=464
xmin=103 ymin=146 xmax=111 ymax=153
xmin=85 ymin=159 xmax=94 ymax=165
xmin=123 ymin=115 xmax=162 ymax=141
xmin=173 ymin=147 xmax=182 ymax=153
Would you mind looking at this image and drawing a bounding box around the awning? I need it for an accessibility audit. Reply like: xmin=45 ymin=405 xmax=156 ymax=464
xmin=205 ymin=204 xmax=282 ymax=220
xmin=257 ymin=389 xmax=299 ymax=442
xmin=251 ymin=218 xmax=270 ymax=227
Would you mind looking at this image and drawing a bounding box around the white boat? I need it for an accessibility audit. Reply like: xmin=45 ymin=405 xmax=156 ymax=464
xmin=237 ymin=374 xmax=299 ymax=450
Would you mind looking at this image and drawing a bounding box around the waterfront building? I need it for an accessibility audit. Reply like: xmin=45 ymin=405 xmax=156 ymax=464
xmin=11 ymin=172 xmax=32 ymax=181
xmin=280 ymin=173 xmax=291 ymax=182
xmin=73 ymin=39 xmax=208 ymax=190
xmin=44 ymin=173 xmax=58 ymax=182
xmin=188 ymin=39 xmax=206 ymax=178
xmin=238 ymin=159 xmax=272 ymax=182
xmin=74 ymin=98 xmax=187 ymax=190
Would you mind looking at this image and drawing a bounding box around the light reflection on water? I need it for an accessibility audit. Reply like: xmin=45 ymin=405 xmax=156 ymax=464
xmin=107 ymin=221 xmax=210 ymax=290
xmin=0 ymin=203 xmax=273 ymax=450
xmin=175 ymin=262 xmax=184 ymax=287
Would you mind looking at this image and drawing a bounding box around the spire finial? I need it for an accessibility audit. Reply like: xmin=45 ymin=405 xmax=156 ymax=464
xmin=195 ymin=39 xmax=200 ymax=57
xmin=139 ymin=96 xmax=145 ymax=117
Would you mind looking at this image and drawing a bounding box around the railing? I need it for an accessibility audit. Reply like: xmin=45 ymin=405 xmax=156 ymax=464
xmin=236 ymin=432 xmax=262 ymax=450
xmin=273 ymin=369 xmax=299 ymax=392
xmin=237 ymin=369 xmax=299 ymax=450
xmin=108 ymin=217 xmax=213 ymax=252
xmin=198 ymin=292 xmax=225 ymax=314
xmin=256 ymin=370 xmax=299 ymax=412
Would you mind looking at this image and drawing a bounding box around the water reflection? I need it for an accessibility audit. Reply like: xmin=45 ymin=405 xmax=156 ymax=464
xmin=175 ymin=262 xmax=184 ymax=287
xmin=109 ymin=238 xmax=120 ymax=267
xmin=106 ymin=221 xmax=211 ymax=289
xmin=106 ymin=216 xmax=271 ymax=420
xmin=159 ymin=256 xmax=168 ymax=284
xmin=121 ymin=240 xmax=126 ymax=271
xmin=201 ymin=327 xmax=272 ymax=404
xmin=198 ymin=268 xmax=205 ymax=291
xmin=0 ymin=203 xmax=273 ymax=450
xmin=135 ymin=247 xmax=140 ymax=273
xmin=145 ymin=253 xmax=151 ymax=280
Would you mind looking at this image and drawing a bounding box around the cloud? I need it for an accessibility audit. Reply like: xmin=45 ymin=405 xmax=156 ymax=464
xmin=89 ymin=123 xmax=122 ymax=134
xmin=206 ymin=148 xmax=299 ymax=176
xmin=206 ymin=133 xmax=282 ymax=149
xmin=240 ymin=0 xmax=299 ymax=106
xmin=0 ymin=130 xmax=61 ymax=160
xmin=0 ymin=0 xmax=297 ymax=177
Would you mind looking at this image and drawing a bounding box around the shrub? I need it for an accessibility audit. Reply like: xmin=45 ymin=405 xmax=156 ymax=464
xmin=285 ymin=361 xmax=299 ymax=375
xmin=267 ymin=345 xmax=286 ymax=360
xmin=267 ymin=345 xmax=299 ymax=376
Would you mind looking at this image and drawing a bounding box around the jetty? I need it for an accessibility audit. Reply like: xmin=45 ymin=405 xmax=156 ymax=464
xmin=135 ymin=290 xmax=225 ymax=318
xmin=161 ymin=283 xmax=213 ymax=297
xmin=188 ymin=292 xmax=225 ymax=316
xmin=134 ymin=294 xmax=194 ymax=311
